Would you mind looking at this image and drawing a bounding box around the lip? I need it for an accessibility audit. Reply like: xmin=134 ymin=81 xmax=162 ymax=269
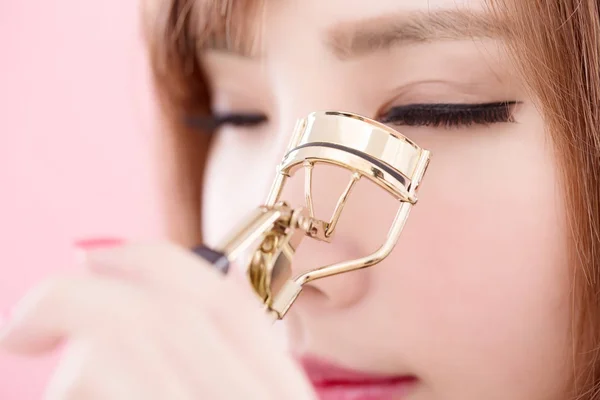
xmin=299 ymin=356 xmax=417 ymax=400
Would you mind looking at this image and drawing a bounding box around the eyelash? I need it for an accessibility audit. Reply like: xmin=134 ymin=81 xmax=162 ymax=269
xmin=211 ymin=113 xmax=268 ymax=127
xmin=189 ymin=101 xmax=518 ymax=131
xmin=184 ymin=113 xmax=267 ymax=132
xmin=379 ymin=101 xmax=519 ymax=128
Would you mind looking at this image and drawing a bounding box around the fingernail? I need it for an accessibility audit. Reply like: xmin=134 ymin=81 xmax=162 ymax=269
xmin=192 ymin=245 xmax=230 ymax=275
xmin=73 ymin=237 xmax=126 ymax=250
xmin=73 ymin=238 xmax=126 ymax=266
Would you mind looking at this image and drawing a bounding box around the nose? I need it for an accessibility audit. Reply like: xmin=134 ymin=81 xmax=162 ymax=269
xmin=279 ymin=160 xmax=399 ymax=312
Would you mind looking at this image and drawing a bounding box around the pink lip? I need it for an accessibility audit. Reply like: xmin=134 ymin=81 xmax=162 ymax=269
xmin=299 ymin=356 xmax=417 ymax=400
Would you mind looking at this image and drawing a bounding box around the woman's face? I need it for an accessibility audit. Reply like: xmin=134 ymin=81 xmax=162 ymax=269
xmin=200 ymin=0 xmax=571 ymax=398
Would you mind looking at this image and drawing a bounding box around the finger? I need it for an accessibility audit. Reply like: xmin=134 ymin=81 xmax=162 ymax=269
xmin=153 ymin=306 xmax=274 ymax=399
xmin=0 ymin=273 xmax=270 ymax=399
xmin=45 ymin=338 xmax=191 ymax=400
xmin=81 ymin=241 xmax=223 ymax=279
xmin=79 ymin=243 xmax=294 ymax=373
xmin=81 ymin=242 xmax=266 ymax=314
xmin=45 ymin=339 xmax=139 ymax=400
xmin=169 ymin=302 xmax=315 ymax=399
xmin=79 ymin=243 xmax=313 ymax=397
xmin=82 ymin=241 xmax=226 ymax=291
xmin=0 ymin=275 xmax=152 ymax=354
xmin=36 ymin=298 xmax=274 ymax=399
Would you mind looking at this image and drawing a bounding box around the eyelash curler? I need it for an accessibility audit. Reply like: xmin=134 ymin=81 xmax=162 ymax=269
xmin=195 ymin=111 xmax=431 ymax=321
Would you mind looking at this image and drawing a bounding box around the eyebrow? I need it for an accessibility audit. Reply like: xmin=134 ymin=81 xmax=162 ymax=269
xmin=326 ymin=9 xmax=508 ymax=59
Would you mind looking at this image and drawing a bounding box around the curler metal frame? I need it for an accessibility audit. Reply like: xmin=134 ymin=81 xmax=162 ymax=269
xmin=212 ymin=111 xmax=431 ymax=321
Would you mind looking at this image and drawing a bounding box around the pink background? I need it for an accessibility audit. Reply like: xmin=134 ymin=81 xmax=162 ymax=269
xmin=0 ymin=1 xmax=163 ymax=397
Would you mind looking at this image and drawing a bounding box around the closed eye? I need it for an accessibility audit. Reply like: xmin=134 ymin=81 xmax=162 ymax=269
xmin=185 ymin=112 xmax=268 ymax=132
xmin=185 ymin=102 xmax=518 ymax=132
xmin=378 ymin=101 xmax=520 ymax=128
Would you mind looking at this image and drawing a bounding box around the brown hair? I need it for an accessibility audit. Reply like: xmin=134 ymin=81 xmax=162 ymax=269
xmin=491 ymin=1 xmax=600 ymax=398
xmin=141 ymin=0 xmax=261 ymax=246
xmin=142 ymin=0 xmax=600 ymax=397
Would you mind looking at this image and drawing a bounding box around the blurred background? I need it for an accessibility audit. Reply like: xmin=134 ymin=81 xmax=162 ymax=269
xmin=0 ymin=1 xmax=164 ymax=397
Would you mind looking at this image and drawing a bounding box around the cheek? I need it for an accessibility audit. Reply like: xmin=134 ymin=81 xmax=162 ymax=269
xmin=383 ymin=121 xmax=572 ymax=394
xmin=410 ymin=151 xmax=569 ymax=345
xmin=201 ymin=125 xmax=297 ymax=246
xmin=202 ymin=131 xmax=278 ymax=245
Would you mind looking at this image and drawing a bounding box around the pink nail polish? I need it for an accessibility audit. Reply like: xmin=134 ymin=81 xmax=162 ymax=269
xmin=73 ymin=237 xmax=125 ymax=250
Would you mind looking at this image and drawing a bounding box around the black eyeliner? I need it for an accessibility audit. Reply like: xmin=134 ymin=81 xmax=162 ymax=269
xmin=380 ymin=101 xmax=520 ymax=127
xmin=185 ymin=101 xmax=519 ymax=131
xmin=185 ymin=113 xmax=267 ymax=131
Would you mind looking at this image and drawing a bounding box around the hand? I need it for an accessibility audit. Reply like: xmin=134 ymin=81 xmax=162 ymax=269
xmin=0 ymin=241 xmax=316 ymax=400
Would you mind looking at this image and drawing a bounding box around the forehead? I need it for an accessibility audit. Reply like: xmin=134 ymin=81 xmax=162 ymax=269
xmin=197 ymin=0 xmax=498 ymax=58
xmin=264 ymin=0 xmax=492 ymax=41
xmin=268 ymin=0 xmax=488 ymax=22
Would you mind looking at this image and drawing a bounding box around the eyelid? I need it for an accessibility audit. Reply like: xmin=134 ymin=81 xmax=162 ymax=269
xmin=378 ymin=101 xmax=519 ymax=127
xmin=213 ymin=112 xmax=267 ymax=126
xmin=184 ymin=112 xmax=267 ymax=132
xmin=380 ymin=101 xmax=518 ymax=117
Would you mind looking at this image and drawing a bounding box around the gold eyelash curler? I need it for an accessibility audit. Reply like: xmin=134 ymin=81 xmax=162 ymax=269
xmin=208 ymin=111 xmax=430 ymax=321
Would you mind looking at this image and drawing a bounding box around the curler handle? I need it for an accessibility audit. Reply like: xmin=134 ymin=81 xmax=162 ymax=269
xmin=192 ymin=245 xmax=231 ymax=275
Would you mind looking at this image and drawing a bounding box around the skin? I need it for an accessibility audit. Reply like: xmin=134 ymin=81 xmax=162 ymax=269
xmin=202 ymin=0 xmax=572 ymax=398
xmin=0 ymin=0 xmax=572 ymax=399
xmin=0 ymin=243 xmax=315 ymax=399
